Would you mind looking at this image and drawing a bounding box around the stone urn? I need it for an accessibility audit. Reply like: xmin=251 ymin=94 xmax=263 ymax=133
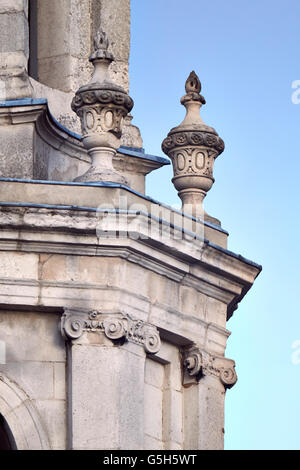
xmin=162 ymin=71 xmax=225 ymax=221
xmin=71 ymin=31 xmax=134 ymax=184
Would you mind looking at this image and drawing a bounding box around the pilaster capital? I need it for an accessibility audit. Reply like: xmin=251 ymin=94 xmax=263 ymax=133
xmin=61 ymin=309 xmax=161 ymax=355
xmin=183 ymin=347 xmax=237 ymax=389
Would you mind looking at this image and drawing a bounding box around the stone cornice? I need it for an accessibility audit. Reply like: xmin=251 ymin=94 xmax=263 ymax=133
xmin=0 ymin=204 xmax=260 ymax=316
xmin=0 ymin=238 xmax=250 ymax=307
xmin=61 ymin=309 xmax=161 ymax=355
xmin=183 ymin=347 xmax=237 ymax=389
xmin=0 ymin=202 xmax=257 ymax=270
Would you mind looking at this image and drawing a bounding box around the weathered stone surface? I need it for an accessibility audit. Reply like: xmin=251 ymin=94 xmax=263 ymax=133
xmin=0 ymin=12 xmax=28 ymax=54
xmin=92 ymin=0 xmax=130 ymax=92
xmin=0 ymin=1 xmax=32 ymax=99
xmin=0 ymin=252 xmax=38 ymax=280
xmin=145 ymin=358 xmax=165 ymax=390
xmin=0 ymin=0 xmax=28 ymax=14
xmin=0 ymin=311 xmax=66 ymax=363
xmin=0 ymin=311 xmax=66 ymax=449
xmin=144 ymin=384 xmax=162 ymax=441
xmin=0 ymin=362 xmax=54 ymax=400
xmin=36 ymin=0 xmax=91 ymax=93
xmin=70 ymin=343 xmax=145 ymax=450
xmin=0 ymin=124 xmax=34 ymax=178
xmin=144 ymin=434 xmax=164 ymax=450
xmin=184 ymin=375 xmax=226 ymax=450
xmin=30 ymin=77 xmax=81 ymax=133
xmin=34 ymin=399 xmax=67 ymax=450
xmin=54 ymin=363 xmax=66 ymax=400
xmin=164 ymin=389 xmax=183 ymax=446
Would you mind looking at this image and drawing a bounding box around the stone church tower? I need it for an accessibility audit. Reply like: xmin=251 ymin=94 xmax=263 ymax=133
xmin=0 ymin=0 xmax=261 ymax=450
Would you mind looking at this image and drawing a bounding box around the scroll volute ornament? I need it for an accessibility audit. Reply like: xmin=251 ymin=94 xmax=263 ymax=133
xmin=71 ymin=31 xmax=134 ymax=184
xmin=183 ymin=347 xmax=238 ymax=389
xmin=162 ymin=71 xmax=225 ymax=220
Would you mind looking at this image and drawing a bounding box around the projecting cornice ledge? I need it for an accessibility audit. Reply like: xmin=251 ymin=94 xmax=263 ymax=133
xmin=0 ymin=202 xmax=261 ymax=319
xmin=61 ymin=309 xmax=161 ymax=355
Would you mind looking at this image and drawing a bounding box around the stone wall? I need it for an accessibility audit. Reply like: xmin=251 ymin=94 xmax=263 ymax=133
xmin=34 ymin=0 xmax=130 ymax=94
xmin=144 ymin=349 xmax=183 ymax=450
xmin=0 ymin=0 xmax=33 ymax=99
xmin=0 ymin=310 xmax=66 ymax=450
xmin=0 ymin=194 xmax=261 ymax=449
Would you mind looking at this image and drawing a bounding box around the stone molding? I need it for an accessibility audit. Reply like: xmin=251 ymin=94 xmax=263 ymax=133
xmin=71 ymin=89 xmax=134 ymax=116
xmin=61 ymin=309 xmax=161 ymax=355
xmin=183 ymin=347 xmax=237 ymax=389
xmin=162 ymin=131 xmax=224 ymax=155
xmin=0 ymin=204 xmax=260 ymax=315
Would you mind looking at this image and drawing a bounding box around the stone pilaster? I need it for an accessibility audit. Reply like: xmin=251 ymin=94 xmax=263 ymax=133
xmin=182 ymin=347 xmax=237 ymax=450
xmin=61 ymin=309 xmax=161 ymax=450
xmin=0 ymin=0 xmax=32 ymax=99
xmin=92 ymin=0 xmax=130 ymax=94
xmin=35 ymin=0 xmax=130 ymax=95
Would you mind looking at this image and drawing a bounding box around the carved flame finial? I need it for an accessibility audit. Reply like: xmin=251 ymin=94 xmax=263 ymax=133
xmin=89 ymin=30 xmax=114 ymax=63
xmin=185 ymin=71 xmax=201 ymax=94
xmin=94 ymin=30 xmax=109 ymax=51
xmin=182 ymin=71 xmax=206 ymax=106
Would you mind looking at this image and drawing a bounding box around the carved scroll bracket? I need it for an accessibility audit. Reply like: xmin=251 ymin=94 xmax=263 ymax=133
xmin=183 ymin=347 xmax=237 ymax=389
xmin=61 ymin=309 xmax=161 ymax=355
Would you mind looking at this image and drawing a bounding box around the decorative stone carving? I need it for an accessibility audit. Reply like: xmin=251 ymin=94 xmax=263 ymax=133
xmin=61 ymin=309 xmax=161 ymax=355
xmin=162 ymin=71 xmax=225 ymax=219
xmin=121 ymin=114 xmax=143 ymax=148
xmin=71 ymin=31 xmax=134 ymax=184
xmin=183 ymin=347 xmax=237 ymax=389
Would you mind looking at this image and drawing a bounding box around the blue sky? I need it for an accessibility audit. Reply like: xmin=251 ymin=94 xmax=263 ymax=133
xmin=130 ymin=0 xmax=300 ymax=450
